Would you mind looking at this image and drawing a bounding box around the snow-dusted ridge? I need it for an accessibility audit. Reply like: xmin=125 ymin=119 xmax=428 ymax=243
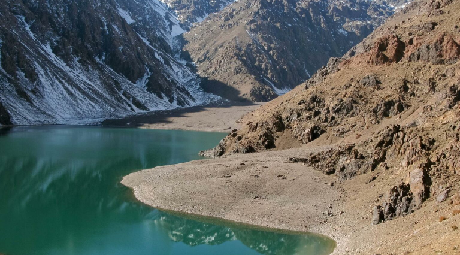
xmin=0 ymin=0 xmax=219 ymax=125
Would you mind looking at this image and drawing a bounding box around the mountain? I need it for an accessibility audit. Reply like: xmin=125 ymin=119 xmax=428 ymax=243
xmin=159 ymin=0 xmax=235 ymax=27
xmin=183 ymin=0 xmax=411 ymax=101
xmin=206 ymin=0 xmax=460 ymax=226
xmin=0 ymin=0 xmax=410 ymax=125
xmin=0 ymin=0 xmax=218 ymax=125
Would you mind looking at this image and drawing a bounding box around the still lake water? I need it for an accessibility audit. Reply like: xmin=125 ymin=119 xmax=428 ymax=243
xmin=0 ymin=126 xmax=335 ymax=255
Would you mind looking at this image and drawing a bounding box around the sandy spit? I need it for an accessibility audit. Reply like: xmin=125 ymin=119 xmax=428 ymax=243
xmin=103 ymin=102 xmax=264 ymax=133
xmin=121 ymin=146 xmax=345 ymax=247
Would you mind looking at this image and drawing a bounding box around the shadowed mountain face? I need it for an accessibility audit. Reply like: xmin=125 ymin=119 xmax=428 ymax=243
xmin=183 ymin=0 xmax=410 ymax=101
xmin=0 ymin=0 xmax=218 ymax=125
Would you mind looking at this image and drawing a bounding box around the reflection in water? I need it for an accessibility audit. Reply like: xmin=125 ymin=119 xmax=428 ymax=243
xmin=0 ymin=126 xmax=12 ymax=136
xmin=152 ymin=213 xmax=335 ymax=255
xmin=0 ymin=127 xmax=335 ymax=255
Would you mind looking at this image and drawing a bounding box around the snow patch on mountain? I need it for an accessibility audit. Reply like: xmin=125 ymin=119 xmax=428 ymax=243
xmin=136 ymin=68 xmax=151 ymax=89
xmin=338 ymin=28 xmax=348 ymax=35
xmin=158 ymin=0 xmax=236 ymax=25
xmin=117 ymin=8 xmax=135 ymax=24
xmin=143 ymin=0 xmax=186 ymax=49
xmin=16 ymin=15 xmax=36 ymax=41
xmin=171 ymin=24 xmax=186 ymax=36
xmin=263 ymin=78 xmax=290 ymax=96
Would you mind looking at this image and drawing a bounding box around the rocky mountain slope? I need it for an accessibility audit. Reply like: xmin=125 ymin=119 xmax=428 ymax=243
xmin=159 ymin=0 xmax=235 ymax=27
xmin=183 ymin=0 xmax=411 ymax=101
xmin=0 ymin=0 xmax=218 ymax=125
xmin=207 ymin=0 xmax=460 ymax=229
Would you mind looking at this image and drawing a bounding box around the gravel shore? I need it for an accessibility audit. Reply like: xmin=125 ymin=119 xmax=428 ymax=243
xmin=122 ymin=143 xmax=459 ymax=255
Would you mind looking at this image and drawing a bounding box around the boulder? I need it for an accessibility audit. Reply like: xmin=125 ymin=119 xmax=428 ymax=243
xmin=372 ymin=205 xmax=384 ymax=225
xmin=359 ymin=74 xmax=381 ymax=87
xmin=437 ymin=189 xmax=450 ymax=203
xmin=409 ymin=168 xmax=430 ymax=209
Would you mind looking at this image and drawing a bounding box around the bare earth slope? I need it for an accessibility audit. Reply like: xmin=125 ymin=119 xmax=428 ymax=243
xmin=123 ymin=0 xmax=460 ymax=254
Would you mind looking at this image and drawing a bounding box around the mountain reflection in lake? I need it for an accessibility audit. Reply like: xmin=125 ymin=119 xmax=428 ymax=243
xmin=0 ymin=127 xmax=335 ymax=255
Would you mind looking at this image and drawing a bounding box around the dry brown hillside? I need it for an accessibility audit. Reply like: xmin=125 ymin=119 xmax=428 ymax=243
xmin=183 ymin=0 xmax=407 ymax=101
xmin=204 ymin=0 xmax=460 ymax=231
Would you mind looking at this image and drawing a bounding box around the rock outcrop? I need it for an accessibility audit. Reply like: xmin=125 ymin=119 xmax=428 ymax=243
xmin=372 ymin=167 xmax=431 ymax=224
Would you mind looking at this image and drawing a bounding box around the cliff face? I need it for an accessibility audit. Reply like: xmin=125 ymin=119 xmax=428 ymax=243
xmin=0 ymin=0 xmax=217 ymax=125
xmin=211 ymin=0 xmax=460 ymax=223
xmin=183 ymin=0 xmax=410 ymax=101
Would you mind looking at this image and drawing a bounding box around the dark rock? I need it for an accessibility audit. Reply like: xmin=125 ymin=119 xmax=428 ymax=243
xmin=325 ymin=168 xmax=336 ymax=175
xmin=259 ymin=131 xmax=275 ymax=149
xmin=373 ymin=183 xmax=418 ymax=224
xmin=0 ymin=102 xmax=11 ymax=125
xmin=239 ymin=145 xmax=256 ymax=154
xmin=289 ymin=144 xmax=371 ymax=180
xmin=448 ymin=84 xmax=460 ymax=107
xmin=372 ymin=99 xmax=407 ymax=121
xmin=294 ymin=124 xmax=325 ymax=144
xmin=331 ymin=97 xmax=358 ymax=117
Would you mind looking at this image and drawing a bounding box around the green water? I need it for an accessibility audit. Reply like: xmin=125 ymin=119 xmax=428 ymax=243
xmin=0 ymin=126 xmax=335 ymax=255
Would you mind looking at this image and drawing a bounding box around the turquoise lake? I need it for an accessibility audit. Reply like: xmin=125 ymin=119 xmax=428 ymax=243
xmin=0 ymin=126 xmax=335 ymax=255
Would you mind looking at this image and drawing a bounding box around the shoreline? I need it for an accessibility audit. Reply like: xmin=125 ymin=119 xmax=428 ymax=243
xmin=122 ymin=145 xmax=348 ymax=253
xmin=1 ymin=101 xmax=263 ymax=133
xmin=102 ymin=101 xmax=264 ymax=133
xmin=122 ymin=135 xmax=459 ymax=255
xmin=139 ymin=199 xmax=337 ymax=238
